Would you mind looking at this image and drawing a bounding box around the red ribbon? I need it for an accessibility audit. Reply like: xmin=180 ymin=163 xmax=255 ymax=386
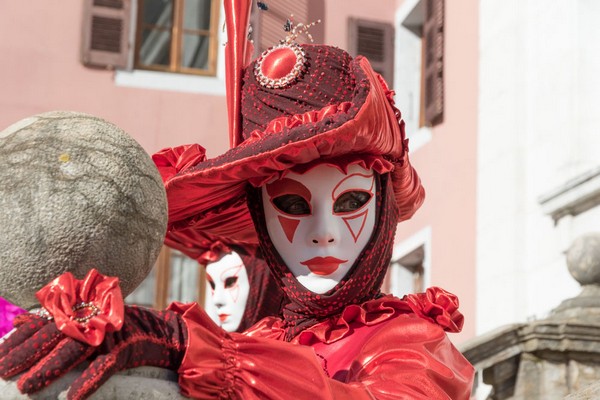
xmin=36 ymin=269 xmax=125 ymax=346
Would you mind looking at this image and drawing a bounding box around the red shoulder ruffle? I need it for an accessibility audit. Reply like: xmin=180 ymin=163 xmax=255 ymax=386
xmin=245 ymin=287 xmax=464 ymax=345
xmin=402 ymin=286 xmax=464 ymax=333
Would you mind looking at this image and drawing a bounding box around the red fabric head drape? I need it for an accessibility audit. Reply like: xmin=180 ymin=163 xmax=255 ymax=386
xmin=246 ymin=173 xmax=399 ymax=340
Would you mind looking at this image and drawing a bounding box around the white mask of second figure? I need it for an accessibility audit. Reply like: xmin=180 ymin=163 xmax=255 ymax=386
xmin=205 ymin=252 xmax=250 ymax=332
xmin=262 ymin=163 xmax=377 ymax=294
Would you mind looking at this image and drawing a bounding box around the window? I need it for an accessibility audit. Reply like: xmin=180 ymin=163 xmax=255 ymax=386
xmin=126 ymin=246 xmax=207 ymax=309
xmin=249 ymin=0 xmax=325 ymax=58
xmin=383 ymin=226 xmax=431 ymax=297
xmin=396 ymin=0 xmax=444 ymax=129
xmin=348 ymin=18 xmax=395 ymax=87
xmin=81 ymin=0 xmax=221 ymax=76
xmin=135 ymin=0 xmax=220 ymax=75
xmin=383 ymin=245 xmax=425 ymax=297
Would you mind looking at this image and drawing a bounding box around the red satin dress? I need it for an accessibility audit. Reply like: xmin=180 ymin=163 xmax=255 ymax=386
xmin=170 ymin=287 xmax=474 ymax=400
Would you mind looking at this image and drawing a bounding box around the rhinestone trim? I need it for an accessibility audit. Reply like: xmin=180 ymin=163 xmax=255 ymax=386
xmin=33 ymin=307 xmax=54 ymax=320
xmin=71 ymin=302 xmax=100 ymax=324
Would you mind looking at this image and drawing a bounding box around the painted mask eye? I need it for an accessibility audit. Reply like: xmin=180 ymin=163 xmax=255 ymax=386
xmin=224 ymin=276 xmax=238 ymax=288
xmin=333 ymin=191 xmax=372 ymax=213
xmin=207 ymin=275 xmax=216 ymax=291
xmin=272 ymin=194 xmax=311 ymax=215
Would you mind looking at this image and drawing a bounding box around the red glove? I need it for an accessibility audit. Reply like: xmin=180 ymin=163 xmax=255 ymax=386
xmin=0 ymin=305 xmax=188 ymax=400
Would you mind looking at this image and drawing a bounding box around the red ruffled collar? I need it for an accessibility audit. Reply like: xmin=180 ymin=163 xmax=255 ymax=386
xmin=245 ymin=287 xmax=464 ymax=345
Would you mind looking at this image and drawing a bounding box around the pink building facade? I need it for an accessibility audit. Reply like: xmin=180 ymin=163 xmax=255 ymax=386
xmin=1 ymin=2 xmax=230 ymax=158
xmin=0 ymin=0 xmax=478 ymax=342
xmin=391 ymin=0 xmax=478 ymax=344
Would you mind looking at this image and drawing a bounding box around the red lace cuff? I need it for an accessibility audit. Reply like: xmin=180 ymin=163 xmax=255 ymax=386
xmin=35 ymin=269 xmax=125 ymax=346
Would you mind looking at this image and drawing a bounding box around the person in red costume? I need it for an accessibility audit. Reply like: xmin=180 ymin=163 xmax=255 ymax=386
xmin=204 ymin=250 xmax=252 ymax=332
xmin=152 ymin=147 xmax=287 ymax=333
xmin=195 ymin=243 xmax=285 ymax=333
xmin=0 ymin=1 xmax=474 ymax=398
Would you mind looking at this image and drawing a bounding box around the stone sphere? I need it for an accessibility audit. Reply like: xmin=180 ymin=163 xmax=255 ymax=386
xmin=0 ymin=111 xmax=167 ymax=309
xmin=566 ymin=232 xmax=600 ymax=286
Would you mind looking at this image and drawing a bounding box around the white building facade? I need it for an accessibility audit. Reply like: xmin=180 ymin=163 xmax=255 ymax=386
xmin=477 ymin=0 xmax=600 ymax=334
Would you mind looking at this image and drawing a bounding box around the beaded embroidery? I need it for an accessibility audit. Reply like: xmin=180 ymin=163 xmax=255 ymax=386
xmin=33 ymin=307 xmax=53 ymax=320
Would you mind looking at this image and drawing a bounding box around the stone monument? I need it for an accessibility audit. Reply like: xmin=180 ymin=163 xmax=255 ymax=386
xmin=461 ymin=232 xmax=600 ymax=400
xmin=0 ymin=111 xmax=167 ymax=309
xmin=0 ymin=112 xmax=181 ymax=399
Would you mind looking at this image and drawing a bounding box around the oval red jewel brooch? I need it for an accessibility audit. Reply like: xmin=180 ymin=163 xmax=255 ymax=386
xmin=254 ymin=42 xmax=307 ymax=89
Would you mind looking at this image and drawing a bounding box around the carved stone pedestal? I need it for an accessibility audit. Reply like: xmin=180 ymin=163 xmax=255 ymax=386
xmin=461 ymin=233 xmax=600 ymax=400
xmin=0 ymin=366 xmax=186 ymax=400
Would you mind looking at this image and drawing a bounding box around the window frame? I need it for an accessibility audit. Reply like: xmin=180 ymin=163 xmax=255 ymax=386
xmin=385 ymin=226 xmax=432 ymax=297
xmin=134 ymin=0 xmax=221 ymax=76
xmin=125 ymin=246 xmax=207 ymax=309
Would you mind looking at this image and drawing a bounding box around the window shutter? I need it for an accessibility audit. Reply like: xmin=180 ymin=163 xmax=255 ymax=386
xmin=251 ymin=0 xmax=325 ymax=57
xmin=81 ymin=0 xmax=131 ymax=69
xmin=423 ymin=0 xmax=444 ymax=126
xmin=348 ymin=18 xmax=394 ymax=87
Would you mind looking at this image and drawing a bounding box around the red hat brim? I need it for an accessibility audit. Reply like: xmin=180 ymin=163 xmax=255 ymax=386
xmin=157 ymin=56 xmax=424 ymax=250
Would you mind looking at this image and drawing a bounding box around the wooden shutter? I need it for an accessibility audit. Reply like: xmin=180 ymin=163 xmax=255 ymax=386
xmin=251 ymin=0 xmax=325 ymax=57
xmin=81 ymin=0 xmax=131 ymax=69
xmin=348 ymin=18 xmax=395 ymax=87
xmin=423 ymin=0 xmax=444 ymax=126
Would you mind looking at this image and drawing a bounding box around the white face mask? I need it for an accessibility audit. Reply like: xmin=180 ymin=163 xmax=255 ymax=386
xmin=205 ymin=252 xmax=250 ymax=332
xmin=262 ymin=163 xmax=376 ymax=294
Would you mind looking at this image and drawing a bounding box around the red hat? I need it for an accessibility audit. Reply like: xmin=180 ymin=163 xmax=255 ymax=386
xmin=155 ymin=0 xmax=424 ymax=253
